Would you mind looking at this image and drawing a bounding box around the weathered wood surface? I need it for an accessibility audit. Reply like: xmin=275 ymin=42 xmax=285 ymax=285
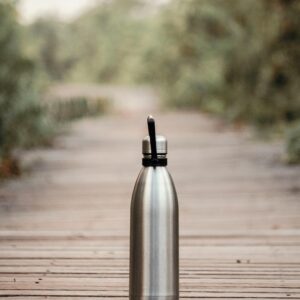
xmin=1 ymin=93 xmax=300 ymax=299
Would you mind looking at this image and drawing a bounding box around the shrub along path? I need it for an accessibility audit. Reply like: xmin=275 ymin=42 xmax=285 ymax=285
xmin=0 ymin=86 xmax=300 ymax=299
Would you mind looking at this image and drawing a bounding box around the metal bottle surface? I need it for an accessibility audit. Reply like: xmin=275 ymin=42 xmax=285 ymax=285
xmin=129 ymin=117 xmax=179 ymax=300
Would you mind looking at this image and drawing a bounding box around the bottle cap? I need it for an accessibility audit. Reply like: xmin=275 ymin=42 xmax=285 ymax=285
xmin=142 ymin=135 xmax=167 ymax=155
xmin=142 ymin=116 xmax=167 ymax=167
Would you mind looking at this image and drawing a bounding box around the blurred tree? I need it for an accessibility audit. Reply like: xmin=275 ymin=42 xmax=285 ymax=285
xmin=136 ymin=0 xmax=300 ymax=128
xmin=223 ymin=0 xmax=300 ymax=126
xmin=23 ymin=0 xmax=300 ymax=125
xmin=286 ymin=124 xmax=300 ymax=164
xmin=27 ymin=17 xmax=73 ymax=81
xmin=135 ymin=0 xmax=238 ymax=110
xmin=67 ymin=0 xmax=146 ymax=82
xmin=20 ymin=0 xmax=300 ymax=162
xmin=26 ymin=0 xmax=146 ymax=83
xmin=0 ymin=0 xmax=53 ymax=176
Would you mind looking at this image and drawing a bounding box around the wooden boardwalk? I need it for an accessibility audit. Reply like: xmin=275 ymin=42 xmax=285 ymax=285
xmin=1 ymin=93 xmax=300 ymax=299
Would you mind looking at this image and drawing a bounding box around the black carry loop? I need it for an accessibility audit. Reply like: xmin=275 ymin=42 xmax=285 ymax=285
xmin=142 ymin=116 xmax=167 ymax=167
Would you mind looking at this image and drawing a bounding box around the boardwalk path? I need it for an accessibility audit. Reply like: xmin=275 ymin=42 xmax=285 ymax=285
xmin=1 ymin=86 xmax=300 ymax=299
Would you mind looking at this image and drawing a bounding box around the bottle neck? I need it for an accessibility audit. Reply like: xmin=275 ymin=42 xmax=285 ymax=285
xmin=142 ymin=153 xmax=167 ymax=167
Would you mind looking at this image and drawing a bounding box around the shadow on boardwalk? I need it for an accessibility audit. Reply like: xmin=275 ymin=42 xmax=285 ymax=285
xmin=1 ymin=85 xmax=300 ymax=299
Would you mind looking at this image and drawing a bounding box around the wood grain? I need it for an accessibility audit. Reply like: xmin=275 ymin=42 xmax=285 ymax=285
xmin=1 ymin=109 xmax=300 ymax=299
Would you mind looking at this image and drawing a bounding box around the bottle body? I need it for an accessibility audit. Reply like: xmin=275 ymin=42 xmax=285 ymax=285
xmin=129 ymin=166 xmax=179 ymax=300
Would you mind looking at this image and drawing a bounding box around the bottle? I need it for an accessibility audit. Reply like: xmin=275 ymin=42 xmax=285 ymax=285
xmin=129 ymin=116 xmax=179 ymax=300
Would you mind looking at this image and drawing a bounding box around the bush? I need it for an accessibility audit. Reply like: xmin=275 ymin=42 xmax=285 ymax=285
xmin=17 ymin=0 xmax=300 ymax=164
xmin=222 ymin=0 xmax=300 ymax=126
xmin=45 ymin=96 xmax=109 ymax=122
xmin=134 ymin=0 xmax=300 ymax=163
xmin=137 ymin=0 xmax=300 ymax=127
xmin=286 ymin=124 xmax=300 ymax=164
xmin=0 ymin=1 xmax=55 ymax=177
xmin=134 ymin=0 xmax=238 ymax=109
xmin=25 ymin=0 xmax=147 ymax=83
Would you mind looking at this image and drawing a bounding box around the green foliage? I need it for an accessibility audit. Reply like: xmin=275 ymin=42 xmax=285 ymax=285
xmin=24 ymin=0 xmax=300 ymax=127
xmin=69 ymin=0 xmax=146 ymax=83
xmin=46 ymin=97 xmax=108 ymax=122
xmin=135 ymin=0 xmax=239 ymax=108
xmin=222 ymin=0 xmax=300 ymax=126
xmin=25 ymin=17 xmax=72 ymax=81
xmin=286 ymin=124 xmax=300 ymax=164
xmin=20 ymin=0 xmax=300 ymax=164
xmin=134 ymin=0 xmax=300 ymax=163
xmin=136 ymin=0 xmax=300 ymax=127
xmin=26 ymin=0 xmax=147 ymax=83
xmin=0 ymin=1 xmax=55 ymax=174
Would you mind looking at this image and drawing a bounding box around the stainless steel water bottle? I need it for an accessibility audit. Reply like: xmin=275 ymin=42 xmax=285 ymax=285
xmin=129 ymin=116 xmax=179 ymax=300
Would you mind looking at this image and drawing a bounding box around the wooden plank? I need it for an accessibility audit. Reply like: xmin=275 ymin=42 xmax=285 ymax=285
xmin=0 ymin=109 xmax=300 ymax=298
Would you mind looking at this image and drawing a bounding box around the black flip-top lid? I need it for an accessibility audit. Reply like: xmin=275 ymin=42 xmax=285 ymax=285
xmin=142 ymin=116 xmax=167 ymax=167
